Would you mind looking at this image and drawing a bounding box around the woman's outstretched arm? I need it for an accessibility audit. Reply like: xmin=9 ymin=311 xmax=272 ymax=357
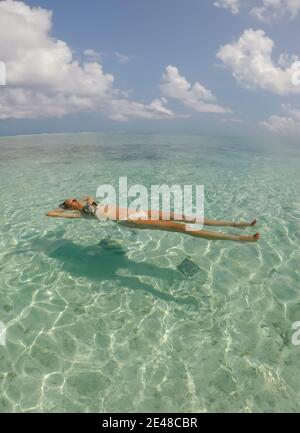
xmin=46 ymin=209 xmax=83 ymax=218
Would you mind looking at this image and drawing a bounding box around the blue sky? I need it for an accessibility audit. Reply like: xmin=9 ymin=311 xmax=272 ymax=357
xmin=0 ymin=0 xmax=300 ymax=136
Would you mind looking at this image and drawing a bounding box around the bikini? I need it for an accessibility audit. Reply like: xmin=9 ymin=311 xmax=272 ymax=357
xmin=82 ymin=200 xmax=148 ymax=221
xmin=81 ymin=201 xmax=99 ymax=217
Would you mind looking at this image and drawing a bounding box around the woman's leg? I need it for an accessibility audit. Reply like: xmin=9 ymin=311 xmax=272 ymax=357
xmin=146 ymin=210 xmax=256 ymax=228
xmin=202 ymin=218 xmax=257 ymax=228
xmin=121 ymin=219 xmax=260 ymax=242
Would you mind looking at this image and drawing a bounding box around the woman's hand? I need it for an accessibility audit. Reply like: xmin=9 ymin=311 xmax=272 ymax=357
xmin=82 ymin=196 xmax=95 ymax=206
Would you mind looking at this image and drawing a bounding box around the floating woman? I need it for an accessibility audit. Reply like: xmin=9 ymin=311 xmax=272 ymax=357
xmin=46 ymin=196 xmax=260 ymax=242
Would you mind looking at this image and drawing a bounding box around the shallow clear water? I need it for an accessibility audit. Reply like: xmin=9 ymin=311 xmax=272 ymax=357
xmin=0 ymin=132 xmax=300 ymax=412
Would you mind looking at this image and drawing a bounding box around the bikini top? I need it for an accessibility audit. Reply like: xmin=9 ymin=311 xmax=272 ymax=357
xmin=81 ymin=201 xmax=99 ymax=217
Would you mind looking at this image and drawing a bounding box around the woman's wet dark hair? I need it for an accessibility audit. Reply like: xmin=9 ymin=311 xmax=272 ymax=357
xmin=59 ymin=200 xmax=68 ymax=209
xmin=59 ymin=199 xmax=79 ymax=209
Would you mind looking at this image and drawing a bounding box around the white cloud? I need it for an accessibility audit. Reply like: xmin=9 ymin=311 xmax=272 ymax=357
xmin=105 ymin=98 xmax=175 ymax=122
xmin=160 ymin=65 xmax=231 ymax=114
xmin=217 ymin=28 xmax=300 ymax=95
xmin=83 ymin=49 xmax=102 ymax=61
xmin=214 ymin=0 xmax=241 ymax=14
xmin=115 ymin=52 xmax=132 ymax=64
xmin=0 ymin=88 xmax=175 ymax=121
xmin=0 ymin=0 xmax=174 ymax=121
xmin=220 ymin=116 xmax=243 ymax=123
xmin=214 ymin=0 xmax=300 ymax=20
xmin=251 ymin=0 xmax=300 ymax=21
xmin=261 ymin=104 xmax=300 ymax=135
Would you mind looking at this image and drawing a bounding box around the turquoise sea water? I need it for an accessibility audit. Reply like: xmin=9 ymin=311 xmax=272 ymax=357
xmin=0 ymin=132 xmax=300 ymax=412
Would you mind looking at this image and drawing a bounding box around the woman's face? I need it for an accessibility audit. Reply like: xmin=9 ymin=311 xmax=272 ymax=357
xmin=63 ymin=198 xmax=83 ymax=210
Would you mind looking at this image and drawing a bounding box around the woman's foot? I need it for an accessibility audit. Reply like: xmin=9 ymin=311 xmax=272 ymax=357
xmin=238 ymin=233 xmax=260 ymax=242
xmin=233 ymin=219 xmax=257 ymax=228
